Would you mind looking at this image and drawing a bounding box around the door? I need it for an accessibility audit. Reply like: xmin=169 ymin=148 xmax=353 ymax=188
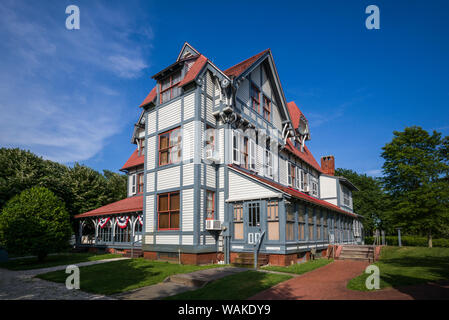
xmin=245 ymin=201 xmax=263 ymax=245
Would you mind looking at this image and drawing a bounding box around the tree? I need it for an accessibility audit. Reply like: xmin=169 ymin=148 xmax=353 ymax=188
xmin=381 ymin=126 xmax=449 ymax=247
xmin=0 ymin=187 xmax=72 ymax=261
xmin=103 ymin=170 xmax=127 ymax=204
xmin=335 ymin=168 xmax=391 ymax=235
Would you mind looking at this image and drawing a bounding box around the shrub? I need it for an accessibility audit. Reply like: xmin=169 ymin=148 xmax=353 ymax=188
xmin=364 ymin=235 xmax=449 ymax=247
xmin=0 ymin=187 xmax=72 ymax=261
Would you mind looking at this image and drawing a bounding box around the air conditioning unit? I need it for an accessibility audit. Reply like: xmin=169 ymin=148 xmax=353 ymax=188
xmin=206 ymin=149 xmax=220 ymax=163
xmin=206 ymin=220 xmax=222 ymax=231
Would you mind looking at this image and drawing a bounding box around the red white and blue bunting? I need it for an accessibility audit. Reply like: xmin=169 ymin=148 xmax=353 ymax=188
xmin=98 ymin=217 xmax=110 ymax=228
xmin=137 ymin=215 xmax=143 ymax=226
xmin=116 ymin=216 xmax=130 ymax=229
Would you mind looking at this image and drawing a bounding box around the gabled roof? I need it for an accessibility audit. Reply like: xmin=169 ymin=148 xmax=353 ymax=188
xmin=178 ymin=54 xmax=208 ymax=86
xmin=285 ymin=139 xmax=322 ymax=173
xmin=224 ymin=49 xmax=270 ymax=78
xmin=228 ymin=165 xmax=357 ymax=218
xmin=287 ymin=101 xmax=308 ymax=129
xmin=120 ymin=149 xmax=144 ymax=171
xmin=139 ymin=85 xmax=157 ymax=108
xmin=74 ymin=196 xmax=143 ymax=218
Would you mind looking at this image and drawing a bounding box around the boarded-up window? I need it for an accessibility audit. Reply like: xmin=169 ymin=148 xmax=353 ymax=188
xmin=233 ymin=203 xmax=243 ymax=240
xmin=267 ymin=200 xmax=279 ymax=241
xmin=316 ymin=211 xmax=322 ymax=240
xmin=323 ymin=212 xmax=328 ymax=240
xmin=308 ymin=208 xmax=314 ymax=240
xmin=298 ymin=204 xmax=305 ymax=240
xmin=286 ymin=204 xmax=295 ymax=241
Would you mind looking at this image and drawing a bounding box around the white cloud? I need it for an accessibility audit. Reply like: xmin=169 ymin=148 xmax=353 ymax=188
xmin=0 ymin=1 xmax=152 ymax=163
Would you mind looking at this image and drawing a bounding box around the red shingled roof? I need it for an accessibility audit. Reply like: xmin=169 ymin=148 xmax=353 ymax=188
xmin=139 ymin=85 xmax=157 ymax=108
xmin=285 ymin=139 xmax=322 ymax=173
xmin=224 ymin=49 xmax=270 ymax=78
xmin=228 ymin=165 xmax=357 ymax=218
xmin=74 ymin=196 xmax=143 ymax=218
xmin=120 ymin=149 xmax=144 ymax=171
xmin=178 ymin=54 xmax=208 ymax=86
xmin=287 ymin=101 xmax=308 ymax=129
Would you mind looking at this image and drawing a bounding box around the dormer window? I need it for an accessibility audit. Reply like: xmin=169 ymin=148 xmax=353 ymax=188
xmin=263 ymin=96 xmax=271 ymax=121
xmin=251 ymin=84 xmax=260 ymax=112
xmin=160 ymin=71 xmax=182 ymax=104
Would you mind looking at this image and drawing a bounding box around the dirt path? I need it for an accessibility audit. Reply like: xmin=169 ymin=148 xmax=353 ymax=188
xmin=250 ymin=260 xmax=449 ymax=300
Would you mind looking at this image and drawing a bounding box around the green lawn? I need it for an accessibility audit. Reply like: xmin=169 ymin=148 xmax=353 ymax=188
xmin=262 ymin=258 xmax=333 ymax=275
xmin=347 ymin=246 xmax=449 ymax=291
xmin=37 ymin=259 xmax=223 ymax=295
xmin=0 ymin=252 xmax=122 ymax=271
xmin=165 ymin=270 xmax=292 ymax=300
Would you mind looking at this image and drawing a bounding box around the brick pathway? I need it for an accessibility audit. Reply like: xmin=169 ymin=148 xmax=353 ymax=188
xmin=250 ymin=260 xmax=449 ymax=300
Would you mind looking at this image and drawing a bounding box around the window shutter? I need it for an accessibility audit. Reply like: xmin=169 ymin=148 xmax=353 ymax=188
xmin=131 ymin=174 xmax=136 ymax=195
xmin=232 ymin=130 xmax=240 ymax=165
xmin=249 ymin=139 xmax=256 ymax=171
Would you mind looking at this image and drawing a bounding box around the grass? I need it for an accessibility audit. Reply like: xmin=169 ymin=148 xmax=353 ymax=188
xmin=37 ymin=259 xmax=223 ymax=295
xmin=347 ymin=246 xmax=449 ymax=291
xmin=262 ymin=258 xmax=333 ymax=275
xmin=0 ymin=252 xmax=122 ymax=271
xmin=165 ymin=270 xmax=292 ymax=300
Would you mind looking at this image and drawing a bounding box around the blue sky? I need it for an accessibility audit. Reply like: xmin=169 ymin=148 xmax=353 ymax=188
xmin=1 ymin=0 xmax=448 ymax=177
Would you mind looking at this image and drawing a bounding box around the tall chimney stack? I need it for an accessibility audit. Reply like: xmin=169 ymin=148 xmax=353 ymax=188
xmin=321 ymin=156 xmax=335 ymax=176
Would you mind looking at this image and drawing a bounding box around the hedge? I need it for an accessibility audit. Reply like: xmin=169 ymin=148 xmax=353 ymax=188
xmin=364 ymin=235 xmax=449 ymax=247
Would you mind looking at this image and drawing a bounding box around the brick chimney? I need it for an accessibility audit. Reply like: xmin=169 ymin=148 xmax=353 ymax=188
xmin=321 ymin=156 xmax=335 ymax=176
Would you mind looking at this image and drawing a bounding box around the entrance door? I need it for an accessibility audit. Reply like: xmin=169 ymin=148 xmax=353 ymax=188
xmin=245 ymin=201 xmax=263 ymax=245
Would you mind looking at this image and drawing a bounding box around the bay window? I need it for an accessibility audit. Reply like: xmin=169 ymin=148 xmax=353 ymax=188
xmin=158 ymin=192 xmax=180 ymax=230
xmin=206 ymin=191 xmax=215 ymax=220
xmin=159 ymin=127 xmax=182 ymax=166
xmin=160 ymin=71 xmax=182 ymax=104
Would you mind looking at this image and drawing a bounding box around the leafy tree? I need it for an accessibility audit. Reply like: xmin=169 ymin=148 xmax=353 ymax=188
xmin=103 ymin=170 xmax=127 ymax=204
xmin=381 ymin=126 xmax=449 ymax=247
xmin=335 ymin=168 xmax=391 ymax=236
xmin=0 ymin=187 xmax=72 ymax=261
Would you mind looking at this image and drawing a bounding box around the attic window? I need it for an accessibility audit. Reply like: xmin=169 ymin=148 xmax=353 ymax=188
xmin=251 ymin=85 xmax=260 ymax=113
xmin=160 ymin=71 xmax=182 ymax=104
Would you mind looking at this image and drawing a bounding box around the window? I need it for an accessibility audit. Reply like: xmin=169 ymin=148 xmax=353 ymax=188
xmin=308 ymin=209 xmax=314 ymax=240
xmin=288 ymin=163 xmax=296 ymax=187
xmin=263 ymin=96 xmax=271 ymax=121
xmin=248 ymin=202 xmax=260 ymax=227
xmin=323 ymin=212 xmax=328 ymax=240
xmin=311 ymin=176 xmax=319 ymax=197
xmin=286 ymin=204 xmax=295 ymax=241
xmin=160 ymin=71 xmax=182 ymax=104
xmin=137 ymin=173 xmax=144 ymax=194
xmin=240 ymin=136 xmax=249 ymax=169
xmin=264 ymin=150 xmax=273 ymax=178
xmin=206 ymin=191 xmax=215 ymax=220
xmin=343 ymin=186 xmax=351 ymax=207
xmin=316 ymin=211 xmax=322 ymax=240
xmin=159 ymin=127 xmax=181 ymax=166
xmin=131 ymin=174 xmax=136 ymax=194
xmin=267 ymin=200 xmax=279 ymax=241
xmin=138 ymin=139 xmax=145 ymax=156
xmin=233 ymin=203 xmax=243 ymax=240
xmin=158 ymin=192 xmax=180 ymax=230
xmin=251 ymin=85 xmax=260 ymax=112
xmin=233 ymin=130 xmax=241 ymax=164
xmin=249 ymin=139 xmax=256 ymax=171
xmin=298 ymin=205 xmax=305 ymax=240
xmin=205 ymin=126 xmax=216 ymax=154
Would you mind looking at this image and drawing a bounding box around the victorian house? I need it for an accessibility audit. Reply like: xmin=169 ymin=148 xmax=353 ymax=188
xmin=75 ymin=43 xmax=363 ymax=266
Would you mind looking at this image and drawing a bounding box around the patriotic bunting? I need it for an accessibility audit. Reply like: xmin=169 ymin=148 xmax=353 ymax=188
xmin=137 ymin=215 xmax=143 ymax=226
xmin=116 ymin=216 xmax=129 ymax=229
xmin=98 ymin=217 xmax=110 ymax=228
